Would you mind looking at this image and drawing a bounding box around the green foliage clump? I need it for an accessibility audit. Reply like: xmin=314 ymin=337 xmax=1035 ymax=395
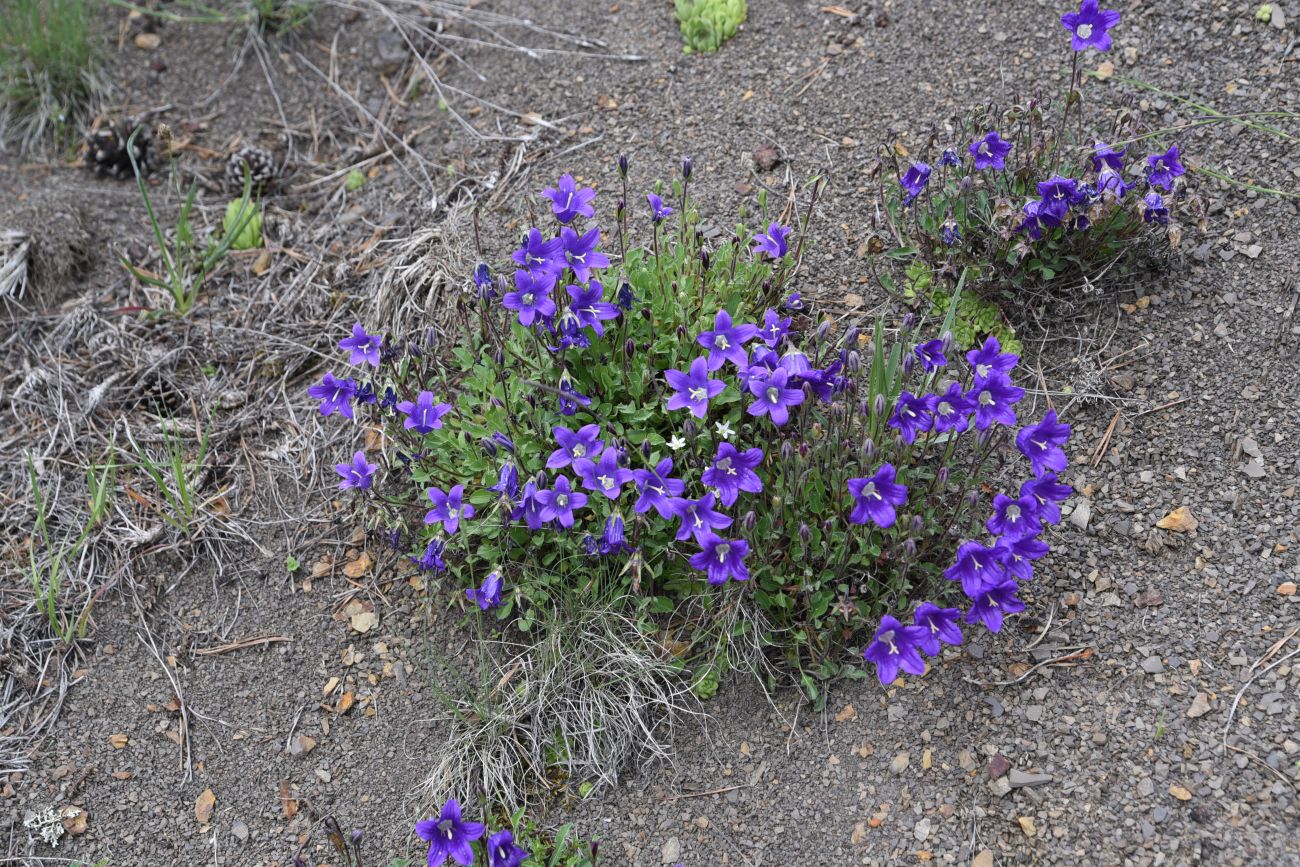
xmin=223 ymin=198 xmax=263 ymax=250
xmin=0 ymin=0 xmax=104 ymax=149
xmin=896 ymin=260 xmax=1020 ymax=355
xmin=675 ymin=0 xmax=746 ymax=53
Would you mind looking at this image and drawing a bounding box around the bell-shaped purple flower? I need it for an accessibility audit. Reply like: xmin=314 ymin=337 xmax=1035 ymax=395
xmin=397 ymin=391 xmax=453 ymax=434
xmin=665 ymin=356 xmax=726 ymax=418
xmin=1145 ymin=145 xmax=1184 ymax=191
xmin=965 ymin=580 xmax=1026 ymax=633
xmin=847 ymin=463 xmax=908 ymax=528
xmin=688 ymin=533 xmax=751 ymax=585
xmin=646 ymin=192 xmax=674 ymax=224
xmin=487 ymin=829 xmax=530 ymax=867
xmin=339 ymin=322 xmax=383 ymax=367
xmin=967 ymin=372 xmax=1025 ymax=430
xmin=1016 ymin=409 xmax=1072 ymax=475
xmin=413 ymin=538 xmax=446 ymax=573
xmin=308 ymin=372 xmax=357 ymax=418
xmin=502 ymin=269 xmax=556 ymax=328
xmin=862 ymin=614 xmax=928 ymax=684
xmin=966 ymin=336 xmax=1018 ymax=381
xmin=994 ymin=534 xmax=1050 ymax=581
xmin=746 ymin=366 xmax=805 ymax=426
xmin=535 ymin=475 xmax=587 ymax=528
xmin=601 ymin=512 xmax=629 ymax=554
xmin=760 ymin=308 xmax=791 ymax=347
xmin=969 ymin=132 xmax=1012 ymax=170
xmin=1142 ymin=192 xmax=1169 ymax=225
xmin=566 ymin=280 xmax=620 ymax=335
xmin=466 ymin=571 xmax=503 ymax=611
xmin=631 ymin=458 xmax=685 ymax=518
xmin=541 ymin=174 xmax=596 ymax=224
xmin=1017 ymin=199 xmax=1062 ymax=240
xmin=335 ymin=450 xmax=378 ymax=490
xmin=1020 ymin=472 xmax=1073 ymax=524
xmin=944 ymin=541 xmax=1006 ymax=597
xmin=547 ymin=424 xmax=604 ymax=469
xmin=425 ymin=484 xmax=475 ymax=535
xmin=669 ymin=492 xmax=732 ymax=543
xmin=1037 ymin=175 xmax=1080 ymax=218
xmin=1091 ymin=141 xmax=1126 ymax=172
xmin=701 ymin=442 xmax=764 ymax=507
xmin=697 ymin=309 xmax=758 ymax=371
xmin=514 ymin=480 xmax=547 ymax=530
xmin=751 ymin=222 xmax=792 ymax=259
xmin=912 ymin=603 xmax=964 ymax=655
xmin=415 ymin=800 xmax=485 ymax=867
xmin=574 ymin=449 xmax=633 ymax=500
xmin=899 ymin=162 xmax=931 ymax=205
xmin=1060 ymin=0 xmax=1121 ymax=52
xmin=561 ymin=225 xmax=610 ymax=283
xmin=986 ymin=493 xmax=1041 ymax=539
xmin=888 ymin=391 xmax=935 ymax=444
xmin=511 ymin=228 xmax=564 ymax=281
xmin=913 ymin=339 xmax=947 ymax=371
xmin=931 ymin=382 xmax=973 ymax=434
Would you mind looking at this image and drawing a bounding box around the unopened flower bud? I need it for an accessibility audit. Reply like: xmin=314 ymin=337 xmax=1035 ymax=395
xmin=683 ymin=419 xmax=698 ymax=445
xmin=617 ymin=153 xmax=629 ymax=178
xmin=901 ymin=312 xmax=916 ymax=333
xmin=780 ymin=440 xmax=794 ymax=462
xmin=845 ymin=325 xmax=860 ymax=345
xmin=847 ymin=350 xmax=861 ymax=372
xmin=858 ymin=398 xmax=870 ymax=416
xmin=624 ymin=338 xmax=635 ymax=359
xmin=701 ymin=249 xmax=710 ymax=271
xmin=967 ymin=490 xmax=980 ymax=507
xmin=681 ymin=156 xmax=693 ymax=180
xmin=910 ymin=514 xmax=923 ymax=534
xmin=641 ymin=307 xmax=652 ymax=320
xmin=481 ymin=437 xmax=497 ymax=457
xmin=901 ymin=353 xmax=916 ymax=375
xmin=742 ymin=510 xmax=756 ymax=531
xmin=815 ymin=321 xmax=831 ymax=343
xmin=941 ymin=330 xmax=954 ymax=354
xmin=641 ymin=440 xmax=652 ymax=459
xmin=351 ymin=829 xmax=364 ymax=844
xmin=873 ymin=394 xmax=886 ymax=417
xmin=936 ymin=466 xmax=950 ymax=485
xmin=799 ymin=522 xmax=811 ymax=544
xmin=903 ymin=538 xmax=918 ymax=558
xmin=536 ymin=470 xmax=549 ymax=488
xmin=861 ymin=438 xmax=875 ymax=461
xmin=799 ymin=441 xmax=809 ymax=457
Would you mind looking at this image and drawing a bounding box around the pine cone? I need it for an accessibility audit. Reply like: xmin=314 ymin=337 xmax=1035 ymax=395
xmin=225 ymin=145 xmax=277 ymax=192
xmin=86 ymin=120 xmax=151 ymax=180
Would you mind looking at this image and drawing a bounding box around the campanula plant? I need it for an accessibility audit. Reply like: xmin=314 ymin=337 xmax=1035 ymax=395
xmin=871 ymin=0 xmax=1205 ymax=343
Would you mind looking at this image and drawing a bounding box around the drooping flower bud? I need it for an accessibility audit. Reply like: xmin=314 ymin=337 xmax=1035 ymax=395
xmin=861 ymin=438 xmax=875 ymax=461
xmin=481 ymin=437 xmax=498 ymax=457
xmin=901 ymin=353 xmax=916 ymax=375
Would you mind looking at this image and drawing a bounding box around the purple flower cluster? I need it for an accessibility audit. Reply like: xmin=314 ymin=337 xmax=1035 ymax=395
xmin=862 ymin=338 xmax=1073 ymax=685
xmin=415 ymin=799 xmax=529 ymax=867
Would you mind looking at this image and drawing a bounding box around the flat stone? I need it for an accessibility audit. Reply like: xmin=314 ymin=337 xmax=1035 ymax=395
xmin=1009 ymin=769 xmax=1054 ymax=789
xmin=660 ymin=836 xmax=680 ymax=862
xmin=1141 ymin=656 xmax=1165 ymax=674
xmin=914 ymin=817 xmax=931 ymax=842
xmin=889 ymin=752 xmax=910 ymax=775
xmin=231 ymin=820 xmax=249 ymax=841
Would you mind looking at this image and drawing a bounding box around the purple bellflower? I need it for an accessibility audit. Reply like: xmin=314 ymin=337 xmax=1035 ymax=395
xmin=899 ymin=162 xmax=931 ymax=205
xmin=1146 ymin=145 xmax=1184 ymax=191
xmin=986 ymin=493 xmax=1042 ymax=539
xmin=914 ymin=339 xmax=947 ymax=371
xmin=669 ymin=492 xmax=732 ymax=543
xmin=487 ymin=829 xmax=530 ymax=867
xmin=688 ymin=533 xmax=751 ymax=585
xmin=751 ymin=222 xmax=792 ymax=259
xmin=416 ymin=800 xmax=484 ymax=867
xmin=931 ymin=382 xmax=973 ymax=434
xmin=1060 ymin=0 xmax=1121 ymax=52
xmin=969 ymin=132 xmax=1013 ymax=170
xmin=561 ymin=225 xmax=610 ymax=283
xmin=760 ymin=308 xmax=792 ymax=347
xmin=503 ymin=270 xmax=556 ymax=327
xmin=574 ymin=449 xmax=633 ymax=500
xmin=1020 ymin=472 xmax=1073 ymax=524
xmin=862 ymin=614 xmax=927 ymax=685
xmin=888 ymin=391 xmax=935 ymax=444
xmin=1017 ymin=199 xmax=1062 ymax=240
xmin=847 ymin=463 xmax=908 ymax=528
xmin=511 ymin=229 xmax=564 ymax=282
xmin=425 ymin=484 xmax=475 ymax=535
xmin=647 ymin=193 xmax=674 ymax=224
xmin=746 ymin=366 xmax=804 ymax=426
xmin=939 ymin=147 xmax=961 ymax=167
xmin=414 ymin=538 xmax=446 ymax=573
xmin=995 ymin=533 xmax=1051 ymax=581
xmin=665 ymin=357 xmax=727 ymax=418
xmin=541 ymin=174 xmax=596 ymax=224
xmin=701 ymin=442 xmax=764 ymax=507
xmin=535 ymin=475 xmax=587 ymax=528
xmin=515 ymin=481 xmax=546 ymax=530
xmin=913 ymin=603 xmax=964 ymax=655
xmin=966 ymin=336 xmax=1019 ymax=380
xmin=968 ymin=372 xmax=1025 ymax=430
xmin=466 ymin=571 xmax=503 ymax=610
xmin=397 ymin=391 xmax=453 ymax=434
xmin=965 ymin=580 xmax=1026 ymax=632
xmin=1143 ymin=192 xmax=1169 ymax=225
xmin=547 ymin=424 xmax=604 ymax=469
xmin=566 ymin=281 xmax=620 ymax=335
xmin=1016 ymin=409 xmax=1071 ymax=475
xmin=309 ymin=372 xmax=357 ymax=419
xmin=335 ymin=450 xmax=377 ymax=490
xmin=556 ymin=371 xmax=591 ymax=416
xmin=632 ymin=458 xmax=685 ymax=518
xmin=697 ymin=309 xmax=758 ymax=370
xmin=339 ymin=322 xmax=383 ymax=367
xmin=1092 ymin=141 xmax=1126 ymax=172
xmin=1037 ymin=175 xmax=1080 ymax=218
xmin=944 ymin=541 xmax=1006 ymax=597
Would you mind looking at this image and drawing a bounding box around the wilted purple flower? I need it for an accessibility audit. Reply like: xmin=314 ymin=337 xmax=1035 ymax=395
xmin=665 ymin=357 xmax=726 ymax=418
xmin=941 ymin=219 xmax=961 ymax=246
xmin=966 ymin=336 xmax=1018 ymax=380
xmin=308 ymin=372 xmax=357 ymax=418
xmin=888 ymin=391 xmax=934 ymax=444
xmin=1060 ymin=0 xmax=1121 ymax=52
xmin=335 ymin=450 xmax=377 ymax=490
xmin=631 ymin=458 xmax=685 ymax=518
xmin=556 ymin=371 xmax=591 ymax=416
xmin=646 ymin=193 xmax=674 ymax=224
xmin=964 ymin=580 xmax=1026 ymax=632
xmin=602 ymin=512 xmax=629 ymax=554
xmin=339 ymin=322 xmax=383 ymax=367
xmin=986 ymin=492 xmax=1042 ymax=539
xmin=413 ymin=538 xmax=446 ymax=573
xmin=912 ymin=603 xmax=964 ymax=655
xmin=760 ymin=308 xmax=792 ymax=347
xmin=511 ymin=228 xmax=564 ymax=281
xmin=939 ymin=147 xmax=961 ymax=167
xmin=899 ymin=162 xmax=931 ymax=204
xmin=535 ymin=475 xmax=587 ymax=528
xmin=514 ymin=480 xmax=546 ymax=530
xmin=466 ymin=571 xmax=503 ymax=611
xmin=862 ymin=614 xmax=927 ymax=685
xmin=1016 ymin=199 xmax=1062 ymax=240
xmin=746 ymin=367 xmax=805 ymax=426
xmin=1037 ymin=175 xmax=1080 ymax=218
xmin=783 ymin=292 xmax=804 ymax=310
xmin=697 ymin=309 xmax=758 ymax=371
xmin=566 ymin=281 xmax=620 ymax=335
xmin=415 ymin=800 xmax=484 ymax=867
xmin=751 ymin=222 xmax=792 ymax=259
xmin=501 ymin=270 xmax=556 ymax=328
xmin=487 ymin=829 xmax=530 ymax=867
xmin=396 ymin=391 xmax=451 ymax=434
xmin=1091 ymin=141 xmax=1126 ymax=172
xmin=969 ymin=132 xmax=1012 ymax=170
xmin=914 ymin=339 xmax=947 ymax=371
xmin=560 ymin=226 xmax=611 ymax=283
xmin=425 ymin=484 xmax=475 ymax=534
xmin=489 ymin=461 xmax=519 ymax=501
xmin=616 ymin=281 xmax=638 ymax=310
xmin=1142 ymin=191 xmax=1169 ymax=225
xmin=931 ymin=382 xmax=973 ymax=434
xmin=574 ymin=448 xmax=633 ymax=500
xmin=968 ymin=372 xmax=1025 ymax=430
xmin=1145 ymin=145 xmax=1184 ymax=191
xmin=541 ymin=174 xmax=596 ymax=224
xmin=669 ymin=492 xmax=732 ymax=543
xmin=1016 ymin=409 xmax=1072 ymax=475
xmin=702 ymin=442 xmax=764 ymax=506
xmin=688 ymin=533 xmax=751 ymax=585
xmin=1020 ymin=472 xmax=1073 ymax=524
xmin=944 ymin=541 xmax=1006 ymax=597
xmin=472 ymin=262 xmax=493 ymax=293
xmin=847 ymin=463 xmax=908 ymax=528
xmin=994 ymin=533 xmax=1050 ymax=581
xmin=547 ymin=424 xmax=604 ymax=469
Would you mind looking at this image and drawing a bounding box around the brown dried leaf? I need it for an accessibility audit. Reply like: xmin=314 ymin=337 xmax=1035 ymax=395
xmin=342 ymin=551 xmax=372 ymax=579
xmin=109 ymin=733 xmax=129 ymax=749
xmin=834 ymin=703 xmax=857 ymax=723
xmin=1169 ymin=784 xmax=1193 ymax=801
xmin=195 ymin=788 xmax=216 ymax=824
xmin=1156 ymin=506 xmax=1198 ymax=533
xmin=279 ymin=780 xmax=298 ymax=818
xmin=1134 ymin=588 xmax=1164 ymax=608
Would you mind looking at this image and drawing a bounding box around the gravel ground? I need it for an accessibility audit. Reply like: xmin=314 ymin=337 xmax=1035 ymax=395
xmin=4 ymin=0 xmax=1298 ymax=865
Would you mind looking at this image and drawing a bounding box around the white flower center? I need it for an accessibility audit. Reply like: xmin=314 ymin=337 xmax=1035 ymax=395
xmin=572 ymin=444 xmax=586 ymax=457
xmin=556 ymin=494 xmax=568 ymax=508
xmin=715 ymin=335 xmax=730 ymax=351
xmin=715 ymin=542 xmax=730 ymax=562
xmin=599 ymin=474 xmax=614 ymax=489
xmin=864 ymin=482 xmax=880 ymax=501
xmin=690 ymin=386 xmax=708 ymax=402
xmin=978 ymin=390 xmax=995 ymax=406
xmin=766 ymin=386 xmax=780 ymax=404
xmin=1077 ymin=23 xmax=1093 ymax=38
xmin=522 ymin=292 xmax=534 ymax=305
